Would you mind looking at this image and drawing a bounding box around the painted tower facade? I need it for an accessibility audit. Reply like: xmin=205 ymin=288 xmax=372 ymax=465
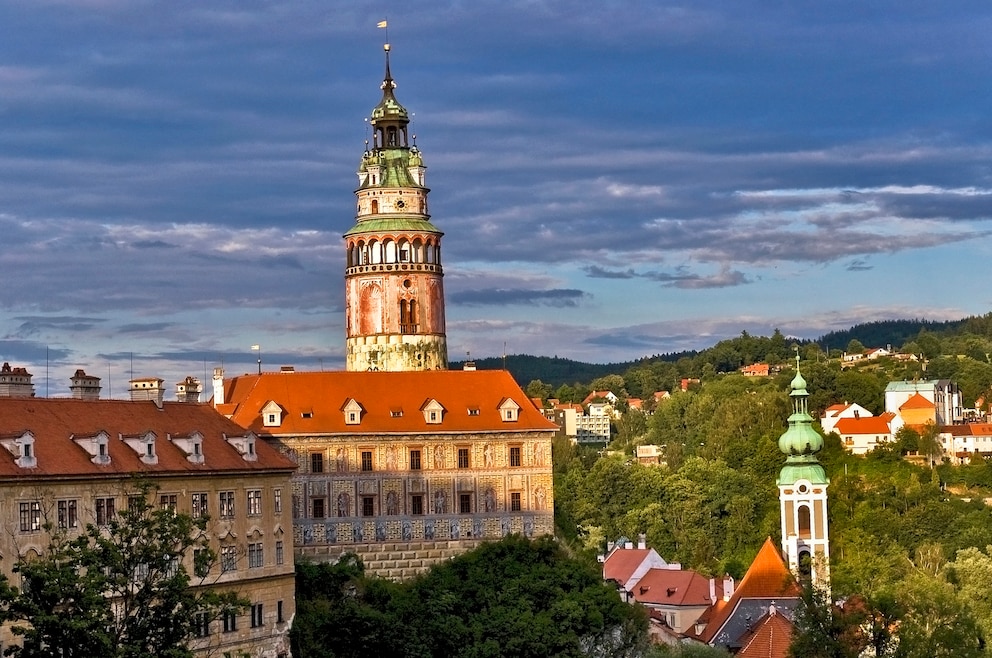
xmin=344 ymin=43 xmax=448 ymax=372
xmin=777 ymin=356 xmax=830 ymax=591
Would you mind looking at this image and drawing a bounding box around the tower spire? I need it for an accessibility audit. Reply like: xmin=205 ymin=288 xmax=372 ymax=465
xmin=777 ymin=355 xmax=830 ymax=592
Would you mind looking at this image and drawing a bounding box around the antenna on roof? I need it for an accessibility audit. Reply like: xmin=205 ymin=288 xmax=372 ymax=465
xmin=502 ymin=342 xmax=507 ymax=371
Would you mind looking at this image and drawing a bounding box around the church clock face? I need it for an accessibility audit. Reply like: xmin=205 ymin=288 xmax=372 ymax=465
xmin=395 ymin=199 xmax=406 ymax=209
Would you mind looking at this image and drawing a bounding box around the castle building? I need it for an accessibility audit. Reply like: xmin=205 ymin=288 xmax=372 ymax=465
xmin=215 ymin=42 xmax=557 ymax=578
xmin=345 ymin=43 xmax=447 ymax=372
xmin=215 ymin=369 xmax=557 ymax=579
xmin=777 ymin=357 xmax=830 ymax=590
xmin=0 ymin=394 xmax=297 ymax=657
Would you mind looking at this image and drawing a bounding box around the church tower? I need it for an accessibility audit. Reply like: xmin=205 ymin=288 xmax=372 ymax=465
xmin=344 ymin=42 xmax=448 ymax=372
xmin=777 ymin=355 xmax=830 ymax=591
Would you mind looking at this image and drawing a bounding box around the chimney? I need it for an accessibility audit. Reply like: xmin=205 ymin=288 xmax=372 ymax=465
xmin=69 ymin=369 xmax=101 ymax=400
xmin=175 ymin=376 xmax=201 ymax=403
xmin=0 ymin=362 xmax=35 ymax=398
xmin=280 ymin=365 xmax=295 ymax=372
xmin=463 ymin=360 xmax=476 ymax=371
xmin=638 ymin=533 xmax=647 ymax=550
xmin=212 ymin=367 xmax=225 ymax=407
xmin=709 ymin=578 xmax=716 ymax=603
xmin=723 ymin=574 xmax=735 ymax=601
xmin=624 ymin=541 xmax=633 ymax=549
xmin=129 ymin=377 xmax=164 ymax=404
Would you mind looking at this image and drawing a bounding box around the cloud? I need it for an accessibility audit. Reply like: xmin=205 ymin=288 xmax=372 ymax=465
xmin=448 ymin=288 xmax=588 ymax=307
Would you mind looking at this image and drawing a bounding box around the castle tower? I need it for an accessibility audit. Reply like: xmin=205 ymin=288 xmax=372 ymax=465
xmin=344 ymin=42 xmax=448 ymax=372
xmin=777 ymin=355 xmax=830 ymax=591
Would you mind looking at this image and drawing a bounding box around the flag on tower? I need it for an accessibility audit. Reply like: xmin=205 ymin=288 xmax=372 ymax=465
xmin=377 ymin=20 xmax=387 ymax=28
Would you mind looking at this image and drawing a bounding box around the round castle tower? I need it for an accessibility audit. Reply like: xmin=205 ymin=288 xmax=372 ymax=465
xmin=344 ymin=43 xmax=448 ymax=372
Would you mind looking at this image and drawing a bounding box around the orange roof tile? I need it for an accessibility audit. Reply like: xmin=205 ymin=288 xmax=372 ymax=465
xmin=699 ymin=538 xmax=799 ymax=644
xmin=900 ymin=392 xmax=935 ymax=410
xmin=834 ymin=416 xmax=892 ymax=435
xmin=221 ymin=370 xmax=558 ymax=436
xmin=630 ymin=568 xmax=717 ymax=607
xmin=947 ymin=423 xmax=992 ymax=437
xmin=737 ymin=608 xmax=795 ymax=658
xmin=0 ymin=397 xmax=295 ymax=479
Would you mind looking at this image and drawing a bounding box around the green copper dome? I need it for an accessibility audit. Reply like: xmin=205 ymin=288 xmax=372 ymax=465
xmin=777 ymin=355 xmax=828 ymax=485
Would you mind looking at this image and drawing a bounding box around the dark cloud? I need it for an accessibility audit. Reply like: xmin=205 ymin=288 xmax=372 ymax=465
xmin=116 ymin=322 xmax=176 ymax=334
xmin=583 ymin=265 xmax=637 ymax=279
xmin=449 ymin=288 xmax=588 ymax=307
xmin=846 ymin=259 xmax=873 ymax=272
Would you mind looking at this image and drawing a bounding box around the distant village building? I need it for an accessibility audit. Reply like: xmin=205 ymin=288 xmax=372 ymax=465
xmin=741 ymin=363 xmax=770 ymax=377
xmin=819 ymin=402 xmax=873 ymax=436
xmin=885 ymin=380 xmax=961 ymax=426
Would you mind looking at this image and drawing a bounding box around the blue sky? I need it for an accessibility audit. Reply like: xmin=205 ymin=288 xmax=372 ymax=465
xmin=0 ymin=1 xmax=990 ymax=396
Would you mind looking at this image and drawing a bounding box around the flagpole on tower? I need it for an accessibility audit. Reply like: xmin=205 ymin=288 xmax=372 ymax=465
xmin=377 ymin=18 xmax=389 ymax=47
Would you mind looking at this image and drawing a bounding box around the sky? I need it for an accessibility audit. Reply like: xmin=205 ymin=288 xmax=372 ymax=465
xmin=0 ymin=1 xmax=990 ymax=397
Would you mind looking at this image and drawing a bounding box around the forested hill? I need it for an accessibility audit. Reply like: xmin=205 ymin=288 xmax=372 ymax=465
xmin=452 ymin=313 xmax=992 ymax=391
xmin=818 ymin=318 xmax=966 ymax=351
xmin=451 ymin=352 xmax=698 ymax=387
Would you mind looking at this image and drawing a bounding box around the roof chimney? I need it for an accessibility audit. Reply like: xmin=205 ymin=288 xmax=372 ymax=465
xmin=175 ymin=376 xmax=201 ymax=403
xmin=723 ymin=574 xmax=735 ymax=601
xmin=638 ymin=533 xmax=646 ymax=550
xmin=128 ymin=377 xmax=164 ymax=404
xmin=69 ymin=369 xmax=101 ymax=400
xmin=0 ymin=362 xmax=35 ymax=398
xmin=212 ymin=367 xmax=225 ymax=407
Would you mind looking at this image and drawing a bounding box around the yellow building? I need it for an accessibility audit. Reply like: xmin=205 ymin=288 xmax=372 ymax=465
xmin=0 ymin=396 xmax=297 ymax=658
xmin=215 ymin=368 xmax=557 ymax=579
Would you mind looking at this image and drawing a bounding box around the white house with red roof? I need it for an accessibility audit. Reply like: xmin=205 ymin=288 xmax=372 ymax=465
xmin=820 ymin=402 xmax=873 ymax=436
xmin=834 ymin=412 xmax=896 ymax=454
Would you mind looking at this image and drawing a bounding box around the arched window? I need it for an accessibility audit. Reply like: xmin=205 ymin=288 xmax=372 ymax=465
xmin=371 ymin=199 xmax=379 ymax=214
xmin=798 ymin=505 xmax=811 ymax=539
xmin=384 ymin=239 xmax=396 ymax=263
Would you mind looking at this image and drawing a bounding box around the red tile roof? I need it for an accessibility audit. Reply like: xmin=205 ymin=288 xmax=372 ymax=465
xmin=0 ymin=397 xmax=295 ymax=479
xmin=947 ymin=423 xmax=992 ymax=437
xmin=900 ymin=392 xmax=935 ymax=410
xmin=736 ymin=607 xmax=795 ymax=658
xmin=630 ymin=568 xmax=717 ymax=607
xmin=603 ymin=548 xmax=653 ymax=586
xmin=221 ymin=370 xmax=557 ymax=436
xmin=834 ymin=415 xmax=892 ymax=435
xmin=698 ymin=538 xmax=799 ymax=644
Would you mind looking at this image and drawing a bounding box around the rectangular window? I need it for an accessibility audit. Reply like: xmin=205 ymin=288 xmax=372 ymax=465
xmin=312 ymin=498 xmax=325 ymax=519
xmin=96 ymin=497 xmax=116 ymax=526
xmin=511 ymin=492 xmax=522 ymax=512
xmin=273 ymin=488 xmax=282 ymax=514
xmin=219 ymin=491 xmax=235 ymax=519
xmin=362 ymin=496 xmax=375 ymax=517
xmin=410 ymin=449 xmax=422 ymax=470
xmin=191 ymin=492 xmax=208 ymax=518
xmin=19 ymin=501 xmax=41 ymax=533
xmin=277 ymin=600 xmax=284 ymax=623
xmin=221 ymin=546 xmax=237 ymax=573
xmin=128 ymin=496 xmax=144 ymax=513
xmin=247 ymin=490 xmax=262 ymax=517
xmin=57 ymin=499 xmax=78 ymax=530
xmin=361 ymin=451 xmax=373 ymax=472
xmin=457 ymin=448 xmax=470 ymax=469
xmin=160 ymin=494 xmax=178 ymax=512
xmin=193 ymin=548 xmax=210 ymax=577
xmin=510 ymin=446 xmax=522 ymax=467
xmin=248 ymin=542 xmax=264 ymax=569
xmin=251 ymin=603 xmax=264 ymax=628
xmin=276 ymin=540 xmax=284 ymax=566
xmin=223 ymin=610 xmax=237 ymax=633
xmin=411 ymin=494 xmax=424 ymax=515
xmin=459 ymin=493 xmax=472 ymax=514
xmin=310 ymin=452 xmax=324 ymax=473
xmin=193 ymin=612 xmax=211 ymax=638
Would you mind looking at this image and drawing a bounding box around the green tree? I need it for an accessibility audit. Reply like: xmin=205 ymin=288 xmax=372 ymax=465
xmin=525 ymin=379 xmax=554 ymax=401
xmin=3 ymin=480 xmax=246 ymax=658
xmin=846 ymin=339 xmax=866 ymax=355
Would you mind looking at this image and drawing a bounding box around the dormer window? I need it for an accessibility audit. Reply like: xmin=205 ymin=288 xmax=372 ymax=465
xmin=71 ymin=431 xmax=111 ymax=465
xmin=468 ymin=408 xmax=480 ymax=417
xmin=421 ymin=399 xmax=445 ymax=424
xmin=342 ymin=398 xmax=364 ymax=425
xmin=120 ymin=431 xmax=158 ymax=465
xmin=225 ymin=432 xmax=258 ymax=462
xmin=499 ymin=398 xmax=521 ymax=423
xmin=1 ymin=431 xmax=37 ymax=469
xmin=168 ymin=432 xmax=204 ymax=464
xmin=261 ymin=401 xmax=283 ymax=428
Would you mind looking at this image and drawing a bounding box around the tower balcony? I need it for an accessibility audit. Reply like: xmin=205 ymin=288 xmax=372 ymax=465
xmin=345 ymin=262 xmax=443 ymax=276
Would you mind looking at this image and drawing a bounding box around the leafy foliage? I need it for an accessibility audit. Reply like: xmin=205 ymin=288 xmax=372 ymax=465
xmin=290 ymin=536 xmax=648 ymax=658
